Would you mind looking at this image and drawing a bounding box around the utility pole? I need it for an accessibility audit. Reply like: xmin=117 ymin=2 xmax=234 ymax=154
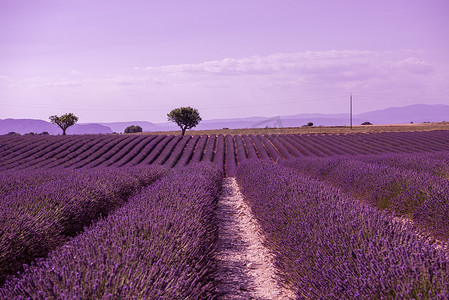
xmin=350 ymin=93 xmax=353 ymax=129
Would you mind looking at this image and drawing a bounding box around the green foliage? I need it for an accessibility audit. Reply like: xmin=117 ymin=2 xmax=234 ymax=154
xmin=167 ymin=107 xmax=202 ymax=136
xmin=124 ymin=125 xmax=143 ymax=133
xmin=49 ymin=113 xmax=79 ymax=135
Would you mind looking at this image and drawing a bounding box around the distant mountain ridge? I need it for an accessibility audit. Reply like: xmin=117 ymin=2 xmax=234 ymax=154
xmin=0 ymin=119 xmax=112 ymax=135
xmin=1 ymin=104 xmax=448 ymax=135
xmin=356 ymin=104 xmax=449 ymax=124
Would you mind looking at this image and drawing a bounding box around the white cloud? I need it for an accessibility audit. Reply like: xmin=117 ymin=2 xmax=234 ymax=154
xmin=134 ymin=51 xmax=440 ymax=100
xmin=13 ymin=51 xmax=445 ymax=97
xmin=4 ymin=50 xmax=446 ymax=122
xmin=393 ymin=58 xmax=434 ymax=74
xmin=21 ymin=75 xmax=165 ymax=89
xmin=109 ymin=76 xmax=165 ymax=86
xmin=131 ymin=50 xmax=447 ymax=113
xmin=29 ymin=79 xmax=83 ymax=88
xmin=139 ymin=50 xmax=389 ymax=77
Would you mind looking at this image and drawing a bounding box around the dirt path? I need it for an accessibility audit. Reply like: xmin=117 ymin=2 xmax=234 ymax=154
xmin=215 ymin=177 xmax=296 ymax=299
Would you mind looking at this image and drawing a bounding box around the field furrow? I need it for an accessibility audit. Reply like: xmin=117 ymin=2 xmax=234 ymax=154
xmin=189 ymin=134 xmax=208 ymax=163
xmin=1 ymin=130 xmax=449 ymax=172
xmin=174 ymin=134 xmax=200 ymax=168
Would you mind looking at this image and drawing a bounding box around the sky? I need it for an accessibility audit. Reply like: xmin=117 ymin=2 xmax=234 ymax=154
xmin=0 ymin=0 xmax=448 ymax=123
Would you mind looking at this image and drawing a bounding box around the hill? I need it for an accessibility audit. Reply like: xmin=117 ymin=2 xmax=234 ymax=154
xmin=1 ymin=104 xmax=448 ymax=134
xmin=356 ymin=104 xmax=449 ymax=124
xmin=0 ymin=119 xmax=112 ymax=135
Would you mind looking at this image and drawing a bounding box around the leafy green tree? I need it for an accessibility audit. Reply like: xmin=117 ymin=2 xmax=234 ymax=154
xmin=124 ymin=125 xmax=143 ymax=133
xmin=167 ymin=107 xmax=202 ymax=136
xmin=49 ymin=113 xmax=78 ymax=135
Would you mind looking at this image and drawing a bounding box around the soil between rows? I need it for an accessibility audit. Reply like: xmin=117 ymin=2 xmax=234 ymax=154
xmin=215 ymin=177 xmax=295 ymax=299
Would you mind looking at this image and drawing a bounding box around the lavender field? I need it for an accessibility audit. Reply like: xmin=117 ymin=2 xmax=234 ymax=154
xmin=2 ymin=130 xmax=449 ymax=175
xmin=1 ymin=131 xmax=449 ymax=298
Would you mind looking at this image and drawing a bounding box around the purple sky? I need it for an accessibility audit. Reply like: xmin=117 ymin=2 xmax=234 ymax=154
xmin=1 ymin=0 xmax=448 ymax=123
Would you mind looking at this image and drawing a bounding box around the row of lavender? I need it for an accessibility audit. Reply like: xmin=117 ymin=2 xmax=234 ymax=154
xmin=236 ymin=160 xmax=449 ymax=298
xmin=2 ymin=130 xmax=449 ymax=174
xmin=283 ymin=151 xmax=449 ymax=241
xmin=1 ymin=162 xmax=223 ymax=298
xmin=0 ymin=165 xmax=168 ymax=285
xmin=356 ymin=151 xmax=449 ymax=179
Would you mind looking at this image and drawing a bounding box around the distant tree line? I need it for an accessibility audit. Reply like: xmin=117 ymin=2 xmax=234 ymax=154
xmin=5 ymin=132 xmax=49 ymax=136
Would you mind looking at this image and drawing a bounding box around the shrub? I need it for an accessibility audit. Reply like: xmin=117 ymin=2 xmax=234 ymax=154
xmin=124 ymin=125 xmax=143 ymax=133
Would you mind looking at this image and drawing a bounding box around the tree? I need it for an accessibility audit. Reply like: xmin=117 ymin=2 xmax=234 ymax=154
xmin=49 ymin=113 xmax=78 ymax=135
xmin=361 ymin=121 xmax=372 ymax=125
xmin=307 ymin=122 xmax=314 ymax=127
xmin=124 ymin=125 xmax=143 ymax=133
xmin=167 ymin=107 xmax=202 ymax=136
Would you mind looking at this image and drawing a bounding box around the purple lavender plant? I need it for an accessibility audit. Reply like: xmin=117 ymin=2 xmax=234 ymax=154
xmin=1 ymin=162 xmax=223 ymax=299
xmin=284 ymin=156 xmax=449 ymax=240
xmin=236 ymin=160 xmax=449 ymax=299
xmin=0 ymin=165 xmax=168 ymax=285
